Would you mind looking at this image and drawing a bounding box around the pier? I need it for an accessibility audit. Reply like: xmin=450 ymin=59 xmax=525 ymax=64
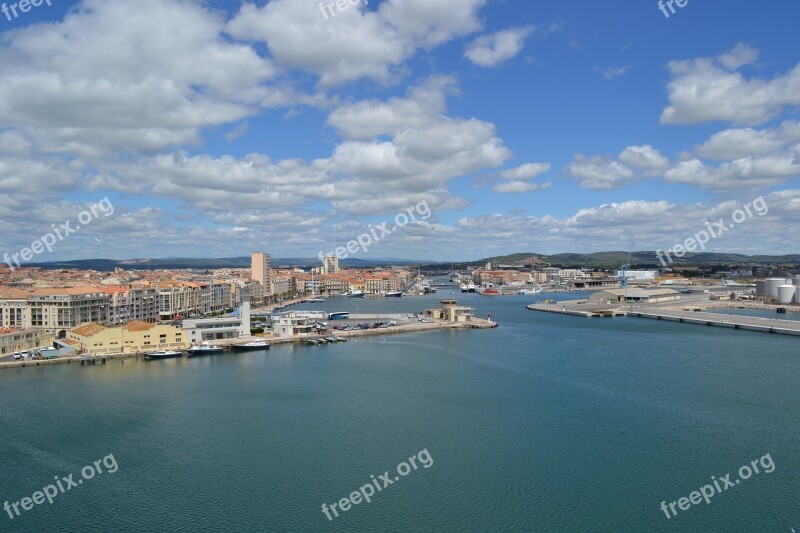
xmin=527 ymin=300 xmax=800 ymax=337
xmin=627 ymin=309 xmax=800 ymax=337
xmin=527 ymin=303 xmax=627 ymax=318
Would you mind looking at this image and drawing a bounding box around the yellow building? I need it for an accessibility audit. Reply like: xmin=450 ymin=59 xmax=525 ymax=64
xmin=67 ymin=321 xmax=187 ymax=355
xmin=0 ymin=328 xmax=54 ymax=356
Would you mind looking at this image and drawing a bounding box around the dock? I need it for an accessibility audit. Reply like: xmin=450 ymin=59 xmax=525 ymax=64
xmin=527 ymin=301 xmax=800 ymax=337
xmin=526 ymin=303 xmax=627 ymax=318
xmin=627 ymin=309 xmax=800 ymax=337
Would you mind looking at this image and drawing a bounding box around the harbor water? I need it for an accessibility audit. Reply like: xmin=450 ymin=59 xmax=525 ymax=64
xmin=1 ymin=288 xmax=798 ymax=531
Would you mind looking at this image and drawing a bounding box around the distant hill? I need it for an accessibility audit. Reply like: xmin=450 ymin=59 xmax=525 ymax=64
xmin=26 ymin=256 xmax=432 ymax=271
xmin=440 ymin=251 xmax=800 ymax=269
xmin=21 ymin=251 xmax=800 ymax=272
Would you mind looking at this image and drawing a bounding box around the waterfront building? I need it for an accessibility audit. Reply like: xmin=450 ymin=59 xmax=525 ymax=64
xmin=182 ymin=317 xmax=245 ymax=343
xmin=425 ymin=300 xmax=475 ymax=323
xmin=67 ymin=321 xmax=186 ymax=356
xmin=182 ymin=291 xmax=251 ymax=342
xmin=589 ymin=288 xmax=679 ymax=304
xmin=276 ymin=314 xmax=316 ymax=338
xmin=0 ymin=328 xmax=53 ymax=356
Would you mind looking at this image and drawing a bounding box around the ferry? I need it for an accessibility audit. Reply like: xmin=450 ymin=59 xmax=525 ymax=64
xmin=144 ymin=350 xmax=183 ymax=360
xmin=460 ymin=283 xmax=477 ymax=293
xmin=232 ymin=339 xmax=270 ymax=352
xmin=186 ymin=341 xmax=224 ymax=356
xmin=518 ymin=286 xmax=543 ymax=295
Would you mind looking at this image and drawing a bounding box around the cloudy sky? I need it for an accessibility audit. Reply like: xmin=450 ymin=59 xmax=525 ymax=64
xmin=1 ymin=0 xmax=799 ymax=262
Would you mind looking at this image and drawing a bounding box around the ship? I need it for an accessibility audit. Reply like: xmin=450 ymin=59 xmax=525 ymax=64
xmin=348 ymin=290 xmax=366 ymax=298
xmin=518 ymin=286 xmax=543 ymax=295
xmin=186 ymin=341 xmax=224 ymax=356
xmin=232 ymin=339 xmax=270 ymax=352
xmin=385 ymin=291 xmax=403 ymax=297
xmin=460 ymin=283 xmax=477 ymax=293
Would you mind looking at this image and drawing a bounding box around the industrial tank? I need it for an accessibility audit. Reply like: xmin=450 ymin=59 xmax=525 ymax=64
xmin=765 ymin=278 xmax=788 ymax=298
xmin=778 ymin=285 xmax=796 ymax=304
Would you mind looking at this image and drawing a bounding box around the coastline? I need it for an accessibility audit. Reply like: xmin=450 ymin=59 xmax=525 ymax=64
xmin=0 ymin=317 xmax=496 ymax=371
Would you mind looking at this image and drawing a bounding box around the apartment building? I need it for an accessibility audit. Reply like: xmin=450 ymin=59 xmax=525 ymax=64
xmin=28 ymin=288 xmax=111 ymax=330
xmin=322 ymin=256 xmax=340 ymax=274
xmin=251 ymin=252 xmax=271 ymax=294
xmin=103 ymin=285 xmax=159 ymax=325
xmin=0 ymin=288 xmax=30 ymax=328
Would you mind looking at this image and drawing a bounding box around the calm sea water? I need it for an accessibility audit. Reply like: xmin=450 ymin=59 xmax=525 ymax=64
xmin=1 ymin=287 xmax=798 ymax=532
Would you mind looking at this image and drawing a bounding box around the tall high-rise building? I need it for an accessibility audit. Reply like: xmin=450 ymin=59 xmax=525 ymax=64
xmin=251 ymin=252 xmax=271 ymax=294
xmin=322 ymin=255 xmax=340 ymax=274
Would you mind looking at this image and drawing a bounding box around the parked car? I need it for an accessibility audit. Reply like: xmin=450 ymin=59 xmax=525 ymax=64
xmin=12 ymin=352 xmax=22 ymax=360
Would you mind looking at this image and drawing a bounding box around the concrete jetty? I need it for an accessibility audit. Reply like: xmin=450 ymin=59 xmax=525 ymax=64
xmin=527 ymin=299 xmax=800 ymax=338
xmin=527 ymin=303 xmax=627 ymax=318
xmin=627 ymin=309 xmax=800 ymax=337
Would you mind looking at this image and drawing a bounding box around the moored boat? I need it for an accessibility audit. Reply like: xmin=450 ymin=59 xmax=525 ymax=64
xmin=144 ymin=350 xmax=183 ymax=360
xmin=232 ymin=339 xmax=270 ymax=352
xmin=186 ymin=341 xmax=224 ymax=356
xmin=385 ymin=291 xmax=403 ymax=297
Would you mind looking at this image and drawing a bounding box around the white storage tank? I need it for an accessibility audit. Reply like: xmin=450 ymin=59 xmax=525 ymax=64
xmin=765 ymin=278 xmax=788 ymax=298
xmin=778 ymin=285 xmax=796 ymax=304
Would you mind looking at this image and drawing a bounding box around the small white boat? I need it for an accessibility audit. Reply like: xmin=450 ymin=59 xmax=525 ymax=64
xmin=348 ymin=290 xmax=366 ymax=298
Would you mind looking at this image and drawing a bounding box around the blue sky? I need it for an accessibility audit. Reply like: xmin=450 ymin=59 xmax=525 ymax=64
xmin=1 ymin=0 xmax=799 ymax=262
